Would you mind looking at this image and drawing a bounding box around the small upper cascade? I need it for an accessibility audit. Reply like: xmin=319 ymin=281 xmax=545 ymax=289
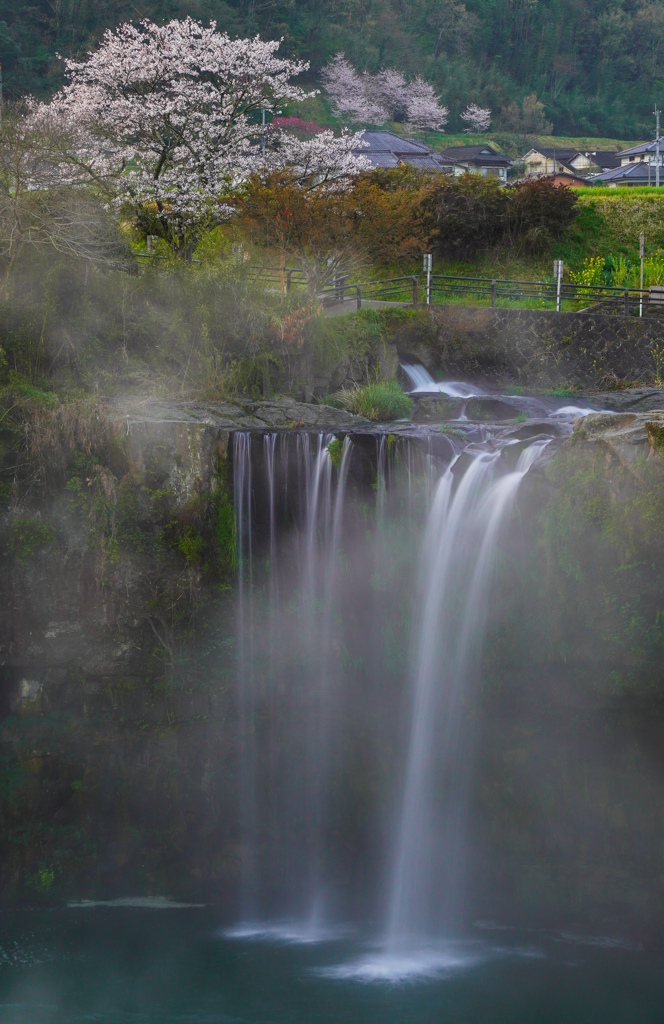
xmin=401 ymin=363 xmax=486 ymax=398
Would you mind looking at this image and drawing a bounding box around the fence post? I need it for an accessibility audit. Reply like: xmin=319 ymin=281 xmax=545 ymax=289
xmin=423 ymin=254 xmax=432 ymax=305
xmin=356 ymin=286 xmax=362 ymax=310
xmin=491 ymin=280 xmax=496 ymax=309
xmin=412 ymin=276 xmax=418 ymax=306
xmin=640 ymin=231 xmax=645 ymax=317
xmin=286 ymin=269 xmax=292 ymax=293
xmin=554 ymin=259 xmax=564 ymax=312
xmin=624 ymin=289 xmax=630 ymax=316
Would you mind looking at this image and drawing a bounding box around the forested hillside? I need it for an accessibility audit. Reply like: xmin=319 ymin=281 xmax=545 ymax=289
xmin=1 ymin=0 xmax=661 ymax=138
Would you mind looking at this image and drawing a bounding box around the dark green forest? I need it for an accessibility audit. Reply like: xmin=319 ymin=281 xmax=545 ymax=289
xmin=1 ymin=0 xmax=662 ymax=138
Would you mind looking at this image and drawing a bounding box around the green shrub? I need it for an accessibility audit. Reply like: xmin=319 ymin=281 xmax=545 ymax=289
xmin=337 ymin=381 xmax=413 ymax=421
xmin=326 ymin=437 xmax=345 ymax=467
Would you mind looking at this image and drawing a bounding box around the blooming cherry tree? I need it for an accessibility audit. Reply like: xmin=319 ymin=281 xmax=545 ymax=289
xmin=320 ymin=54 xmax=389 ymax=124
xmin=404 ymin=78 xmax=449 ymax=132
xmin=31 ymin=18 xmax=368 ymax=248
xmin=460 ymin=104 xmax=492 ymax=133
xmin=366 ymin=67 xmax=407 ymax=123
xmin=321 ymin=53 xmax=448 ymax=132
xmin=272 ymin=129 xmax=370 ymax=184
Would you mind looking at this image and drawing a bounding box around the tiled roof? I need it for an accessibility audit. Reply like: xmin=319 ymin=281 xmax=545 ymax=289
xmin=438 ymin=145 xmax=501 ymax=159
xmin=356 ymin=130 xmax=432 ymax=154
xmin=618 ymin=138 xmax=664 ymax=157
xmin=352 ymin=130 xmax=453 ymax=170
xmin=406 ymin=154 xmax=451 ymax=170
xmin=439 ymin=147 xmax=510 ymax=168
xmin=355 ymin=151 xmax=401 ymax=167
xmin=589 ymin=162 xmax=662 ymax=183
xmin=453 ymin=154 xmax=511 ymax=167
xmin=584 ymin=150 xmax=620 ymax=169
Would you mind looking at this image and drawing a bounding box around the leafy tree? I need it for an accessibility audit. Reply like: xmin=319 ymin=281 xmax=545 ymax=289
xmin=432 ymin=174 xmax=578 ymax=259
xmin=30 ymin=17 xmax=368 ymax=255
xmin=433 ymin=175 xmax=507 ymax=259
xmin=504 ymin=178 xmax=579 ymax=254
xmin=237 ymin=166 xmax=433 ymax=290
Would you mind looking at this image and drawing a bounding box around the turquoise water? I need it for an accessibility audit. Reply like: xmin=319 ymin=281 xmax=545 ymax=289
xmin=0 ymin=908 xmax=660 ymax=1023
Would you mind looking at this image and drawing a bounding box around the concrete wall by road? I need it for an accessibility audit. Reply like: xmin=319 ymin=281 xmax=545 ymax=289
xmin=395 ymin=307 xmax=664 ymax=387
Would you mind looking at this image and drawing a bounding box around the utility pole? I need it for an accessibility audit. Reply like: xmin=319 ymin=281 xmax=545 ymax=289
xmin=261 ymin=107 xmax=266 ymax=157
xmin=640 ymin=231 xmax=645 ymax=318
xmin=655 ymin=107 xmax=661 ymax=188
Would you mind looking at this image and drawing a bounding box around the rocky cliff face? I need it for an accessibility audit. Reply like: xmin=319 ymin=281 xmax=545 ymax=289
xmin=0 ymin=398 xmax=371 ymax=905
xmin=468 ymin=407 xmax=664 ymax=936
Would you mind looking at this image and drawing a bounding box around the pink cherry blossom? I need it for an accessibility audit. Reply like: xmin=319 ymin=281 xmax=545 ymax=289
xmin=460 ymin=104 xmax=492 ymax=133
xmin=31 ymin=19 xmax=368 ymax=221
xmin=320 ymin=54 xmax=448 ymax=132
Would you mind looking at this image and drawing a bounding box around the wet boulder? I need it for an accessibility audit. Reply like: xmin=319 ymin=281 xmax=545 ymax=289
xmin=507 ymin=420 xmax=565 ymax=440
xmin=412 ymin=396 xmax=464 ymax=422
xmin=500 ymin=435 xmax=557 ymax=469
xmin=465 ymin=397 xmax=521 ymax=421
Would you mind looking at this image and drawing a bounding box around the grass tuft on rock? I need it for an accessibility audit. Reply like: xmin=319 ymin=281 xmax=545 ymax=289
xmin=335 ymin=381 xmax=413 ymax=422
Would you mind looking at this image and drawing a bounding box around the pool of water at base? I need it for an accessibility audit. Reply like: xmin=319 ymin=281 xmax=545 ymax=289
xmin=0 ymin=908 xmax=661 ymax=1024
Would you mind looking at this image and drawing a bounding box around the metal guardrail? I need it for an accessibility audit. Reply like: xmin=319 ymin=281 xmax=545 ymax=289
xmin=318 ymin=275 xmax=419 ymax=309
xmin=245 ymin=266 xmax=308 ymax=292
xmin=239 ymin=265 xmax=660 ymax=316
xmin=427 ymin=275 xmax=649 ymax=314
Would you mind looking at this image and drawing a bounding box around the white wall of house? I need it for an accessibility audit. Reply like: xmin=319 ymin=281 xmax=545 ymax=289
xmin=525 ymin=157 xmax=570 ymax=174
xmin=452 ymin=163 xmax=508 ymax=178
xmin=620 ymin=152 xmax=663 ymax=166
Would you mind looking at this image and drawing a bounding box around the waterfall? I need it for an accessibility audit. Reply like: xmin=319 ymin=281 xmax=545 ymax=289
xmin=233 ymin=432 xmax=257 ymax=918
xmin=386 ymin=443 xmax=544 ymax=949
xmin=228 ymin=423 xmax=549 ymax=954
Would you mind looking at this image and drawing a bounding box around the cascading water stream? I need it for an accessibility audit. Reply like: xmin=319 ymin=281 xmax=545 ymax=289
xmin=386 ymin=441 xmax=547 ymax=952
xmin=305 ymin=436 xmax=353 ymax=929
xmin=233 ymin=432 xmax=257 ymax=919
xmin=401 ymin=363 xmax=485 ymax=398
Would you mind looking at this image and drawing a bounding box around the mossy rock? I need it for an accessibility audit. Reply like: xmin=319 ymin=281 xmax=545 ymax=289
xmin=645 ymin=420 xmax=664 ymax=455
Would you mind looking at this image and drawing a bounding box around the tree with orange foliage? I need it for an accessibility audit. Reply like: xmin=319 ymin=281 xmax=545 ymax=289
xmin=236 ymin=167 xmax=435 ymax=293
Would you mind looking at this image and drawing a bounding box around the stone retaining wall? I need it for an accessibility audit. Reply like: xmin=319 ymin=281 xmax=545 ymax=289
xmin=395 ymin=306 xmax=664 ymax=387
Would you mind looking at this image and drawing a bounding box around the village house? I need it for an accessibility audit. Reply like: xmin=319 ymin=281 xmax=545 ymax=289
xmin=589 ymin=139 xmax=664 ymax=185
xmin=437 ymin=144 xmax=512 ymax=180
xmin=522 ymin=146 xmax=619 ymax=177
xmin=616 ymin=139 xmax=664 ymax=166
xmin=522 ymin=147 xmax=579 ymax=175
xmin=351 ymin=130 xmax=449 ymax=170
xmin=352 ymin=131 xmax=513 ymax=179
